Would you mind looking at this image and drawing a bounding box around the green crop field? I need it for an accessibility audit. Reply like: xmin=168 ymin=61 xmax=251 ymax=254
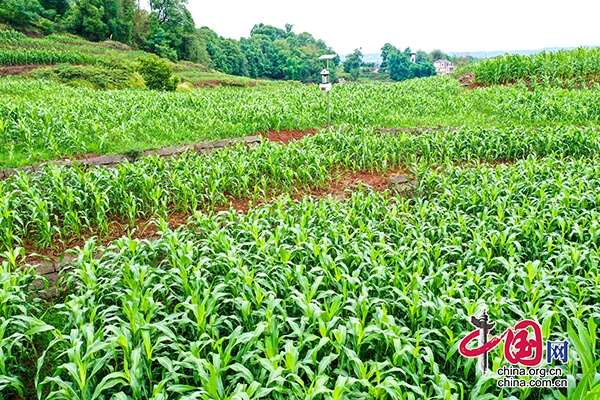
xmin=3 ymin=76 xmax=600 ymax=168
xmin=0 ymin=30 xmax=149 ymax=66
xmin=0 ymin=45 xmax=599 ymax=400
xmin=470 ymin=47 xmax=600 ymax=88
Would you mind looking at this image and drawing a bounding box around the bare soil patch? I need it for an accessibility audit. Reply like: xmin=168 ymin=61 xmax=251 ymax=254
xmin=0 ymin=64 xmax=52 ymax=76
xmin=262 ymin=129 xmax=319 ymax=144
xmin=24 ymin=209 xmax=189 ymax=261
xmin=457 ymin=72 xmax=486 ymax=89
xmin=192 ymin=80 xmax=222 ymax=88
xmin=309 ymin=168 xmax=405 ymax=196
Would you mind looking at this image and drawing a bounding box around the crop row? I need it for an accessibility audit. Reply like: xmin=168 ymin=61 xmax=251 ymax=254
xmin=0 ymin=30 xmax=85 ymax=45
xmin=2 ymin=156 xmax=599 ymax=398
xmin=3 ymin=125 xmax=600 ymax=251
xmin=472 ymin=47 xmax=600 ymax=85
xmin=0 ymin=48 xmax=101 ymax=66
xmin=3 ymin=77 xmax=600 ymax=168
xmin=0 ymin=30 xmax=150 ymax=60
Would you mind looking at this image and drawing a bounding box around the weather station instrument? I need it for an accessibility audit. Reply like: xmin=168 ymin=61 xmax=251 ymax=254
xmin=318 ymin=54 xmax=336 ymax=128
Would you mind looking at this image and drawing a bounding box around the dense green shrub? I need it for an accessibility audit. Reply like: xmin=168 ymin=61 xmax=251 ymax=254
xmin=31 ymin=63 xmax=140 ymax=90
xmin=138 ymin=55 xmax=179 ymax=91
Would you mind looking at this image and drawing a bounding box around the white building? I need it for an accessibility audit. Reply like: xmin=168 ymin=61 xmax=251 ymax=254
xmin=434 ymin=59 xmax=455 ymax=75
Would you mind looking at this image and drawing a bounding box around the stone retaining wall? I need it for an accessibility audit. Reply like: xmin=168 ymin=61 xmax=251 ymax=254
xmin=0 ymin=135 xmax=262 ymax=179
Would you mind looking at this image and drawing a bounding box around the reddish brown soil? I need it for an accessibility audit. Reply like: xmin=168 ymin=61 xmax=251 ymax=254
xmin=457 ymin=72 xmax=473 ymax=84
xmin=214 ymin=198 xmax=253 ymax=214
xmin=456 ymin=72 xmax=487 ymax=89
xmin=467 ymin=82 xmax=486 ymax=89
xmin=22 ymin=167 xmax=409 ymax=268
xmin=24 ymin=210 xmax=189 ymax=262
xmin=193 ymin=80 xmax=223 ymax=88
xmin=309 ymin=168 xmax=405 ymax=196
xmin=262 ymin=129 xmax=319 ymax=144
xmin=0 ymin=64 xmax=52 ymax=76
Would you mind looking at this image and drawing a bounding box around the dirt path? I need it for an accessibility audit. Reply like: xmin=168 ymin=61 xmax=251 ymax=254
xmin=26 ymin=166 xmax=414 ymax=297
xmin=0 ymin=65 xmax=52 ymax=76
xmin=262 ymin=129 xmax=318 ymax=144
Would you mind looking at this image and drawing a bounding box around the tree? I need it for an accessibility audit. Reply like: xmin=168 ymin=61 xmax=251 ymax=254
xmin=380 ymin=43 xmax=398 ymax=72
xmin=148 ymin=0 xmax=195 ymax=60
xmin=250 ymin=23 xmax=287 ymax=41
xmin=39 ymin=0 xmax=69 ymax=16
xmin=102 ymin=0 xmax=135 ymax=44
xmin=388 ymin=51 xmax=412 ymax=81
xmin=138 ymin=55 xmax=178 ymax=90
xmin=0 ymin=0 xmax=55 ymax=28
xmin=146 ymin=22 xmax=177 ymax=60
xmin=198 ymin=26 xmax=224 ymax=69
xmin=65 ymin=0 xmax=109 ymax=41
xmin=430 ymin=49 xmax=446 ymax=61
xmin=449 ymin=54 xmax=478 ymax=69
xmin=416 ymin=50 xmax=432 ymax=63
xmin=181 ymin=32 xmax=211 ymax=65
xmin=219 ymin=38 xmax=247 ymax=76
xmin=240 ymin=36 xmax=270 ymax=78
xmin=343 ymin=47 xmax=363 ymax=77
xmin=283 ymin=55 xmax=306 ymax=81
xmin=411 ymin=62 xmax=435 ymax=78
xmin=149 ymin=0 xmax=187 ymax=24
xmin=131 ymin=7 xmax=150 ymax=48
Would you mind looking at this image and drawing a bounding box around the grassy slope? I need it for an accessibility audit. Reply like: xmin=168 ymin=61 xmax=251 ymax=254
xmin=0 ymin=29 xmax=274 ymax=88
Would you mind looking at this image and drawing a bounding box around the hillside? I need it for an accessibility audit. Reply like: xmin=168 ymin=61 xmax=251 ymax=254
xmin=0 ymin=29 xmax=276 ymax=89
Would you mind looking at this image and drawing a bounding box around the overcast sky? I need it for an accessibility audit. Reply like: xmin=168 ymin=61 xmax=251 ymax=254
xmin=186 ymin=0 xmax=600 ymax=55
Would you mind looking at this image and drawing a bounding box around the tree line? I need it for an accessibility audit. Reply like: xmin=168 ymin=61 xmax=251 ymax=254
xmin=0 ymin=0 xmax=339 ymax=82
xmin=341 ymin=45 xmax=435 ymax=82
xmin=0 ymin=0 xmax=476 ymax=83
xmin=342 ymin=45 xmax=477 ymax=82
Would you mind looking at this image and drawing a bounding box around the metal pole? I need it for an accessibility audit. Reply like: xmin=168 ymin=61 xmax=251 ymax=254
xmin=327 ymin=90 xmax=331 ymax=129
xmin=327 ymin=59 xmax=331 ymax=129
